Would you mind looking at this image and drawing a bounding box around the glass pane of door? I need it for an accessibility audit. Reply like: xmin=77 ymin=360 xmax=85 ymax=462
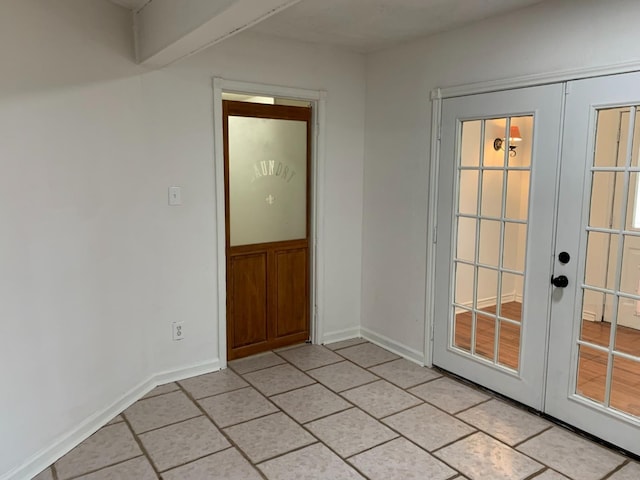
xmin=576 ymin=106 xmax=640 ymax=418
xmin=228 ymin=116 xmax=308 ymax=246
xmin=453 ymin=116 xmax=533 ymax=372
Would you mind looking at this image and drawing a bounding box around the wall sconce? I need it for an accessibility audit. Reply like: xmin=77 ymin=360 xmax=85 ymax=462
xmin=494 ymin=126 xmax=522 ymax=157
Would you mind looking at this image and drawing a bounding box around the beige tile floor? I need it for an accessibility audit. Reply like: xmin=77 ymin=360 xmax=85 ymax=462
xmin=33 ymin=339 xmax=640 ymax=480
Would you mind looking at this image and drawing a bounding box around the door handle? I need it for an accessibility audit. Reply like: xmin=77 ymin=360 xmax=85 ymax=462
xmin=551 ymin=275 xmax=569 ymax=288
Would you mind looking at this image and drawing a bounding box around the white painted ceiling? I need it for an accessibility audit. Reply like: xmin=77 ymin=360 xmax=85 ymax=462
xmin=109 ymin=0 xmax=544 ymax=53
xmin=251 ymin=0 xmax=544 ymax=53
xmin=109 ymin=0 xmax=149 ymax=11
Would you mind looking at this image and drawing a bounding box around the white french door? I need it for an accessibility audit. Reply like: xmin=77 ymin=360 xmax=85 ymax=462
xmin=547 ymin=71 xmax=640 ymax=455
xmin=434 ymin=84 xmax=564 ymax=409
xmin=434 ymin=71 xmax=640 ymax=456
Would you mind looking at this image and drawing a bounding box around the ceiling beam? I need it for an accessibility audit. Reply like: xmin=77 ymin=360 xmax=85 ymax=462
xmin=135 ymin=0 xmax=300 ymax=68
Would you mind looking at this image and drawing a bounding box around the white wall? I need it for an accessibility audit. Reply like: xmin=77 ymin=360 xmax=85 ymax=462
xmin=0 ymin=1 xmax=365 ymax=476
xmin=362 ymin=0 xmax=640 ymax=356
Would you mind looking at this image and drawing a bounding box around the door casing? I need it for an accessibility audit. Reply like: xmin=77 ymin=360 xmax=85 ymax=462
xmin=213 ymin=78 xmax=327 ymax=368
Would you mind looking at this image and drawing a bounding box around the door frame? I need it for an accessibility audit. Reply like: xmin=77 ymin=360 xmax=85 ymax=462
xmin=213 ymin=78 xmax=327 ymax=368
xmin=425 ymin=60 xmax=640 ymax=368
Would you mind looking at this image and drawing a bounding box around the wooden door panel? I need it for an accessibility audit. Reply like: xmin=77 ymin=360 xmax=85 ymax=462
xmin=225 ymin=100 xmax=311 ymax=360
xmin=275 ymin=248 xmax=308 ymax=338
xmin=229 ymin=253 xmax=268 ymax=349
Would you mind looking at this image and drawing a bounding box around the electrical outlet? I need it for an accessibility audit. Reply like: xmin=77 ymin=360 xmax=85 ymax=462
xmin=172 ymin=321 xmax=184 ymax=341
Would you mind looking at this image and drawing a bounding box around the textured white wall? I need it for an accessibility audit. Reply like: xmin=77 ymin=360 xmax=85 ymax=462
xmin=362 ymin=0 xmax=640 ymax=355
xmin=0 ymin=1 xmax=365 ymax=476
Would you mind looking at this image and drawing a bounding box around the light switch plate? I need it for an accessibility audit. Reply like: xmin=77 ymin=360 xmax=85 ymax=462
xmin=168 ymin=186 xmax=182 ymax=206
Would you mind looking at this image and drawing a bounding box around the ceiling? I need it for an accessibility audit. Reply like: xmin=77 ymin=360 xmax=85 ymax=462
xmin=250 ymin=0 xmax=543 ymax=53
xmin=109 ymin=0 xmax=149 ymax=11
xmin=109 ymin=0 xmax=544 ymax=53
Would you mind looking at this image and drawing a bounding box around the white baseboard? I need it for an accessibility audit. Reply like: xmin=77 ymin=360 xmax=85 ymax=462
xmin=322 ymin=326 xmax=361 ymax=345
xmin=582 ymin=310 xmax=597 ymax=322
xmin=3 ymin=359 xmax=221 ymax=480
xmin=154 ymin=359 xmax=221 ymax=386
xmin=359 ymin=327 xmax=424 ymax=366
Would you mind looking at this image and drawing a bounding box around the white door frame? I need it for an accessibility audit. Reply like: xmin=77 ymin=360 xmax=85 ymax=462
xmin=212 ymin=77 xmax=327 ymax=368
xmin=425 ymin=60 xmax=640 ymax=367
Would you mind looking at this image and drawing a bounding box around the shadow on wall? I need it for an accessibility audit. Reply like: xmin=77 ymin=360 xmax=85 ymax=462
xmin=0 ymin=0 xmax=143 ymax=101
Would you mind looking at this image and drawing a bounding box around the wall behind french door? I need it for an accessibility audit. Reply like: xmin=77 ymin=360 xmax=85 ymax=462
xmin=434 ymin=71 xmax=640 ymax=455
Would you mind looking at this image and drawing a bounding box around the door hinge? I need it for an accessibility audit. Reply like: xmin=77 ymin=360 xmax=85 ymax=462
xmin=432 ymin=225 xmax=438 ymax=244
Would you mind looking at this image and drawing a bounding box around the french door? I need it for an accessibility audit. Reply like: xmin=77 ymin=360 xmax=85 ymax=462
xmin=547 ymin=72 xmax=640 ymax=454
xmin=434 ymin=84 xmax=564 ymax=409
xmin=434 ymin=71 xmax=640 ymax=455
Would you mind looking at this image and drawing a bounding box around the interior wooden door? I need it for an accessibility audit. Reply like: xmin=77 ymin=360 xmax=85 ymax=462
xmin=224 ymin=100 xmax=311 ymax=360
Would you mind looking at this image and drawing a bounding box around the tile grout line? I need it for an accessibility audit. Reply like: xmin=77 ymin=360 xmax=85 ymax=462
xmin=62 ymin=455 xmax=146 ymax=480
xmin=190 ymin=384 xmax=254 ymax=402
xmin=233 ymin=353 xmax=399 ymax=479
xmin=131 ymin=413 xmax=204 ymax=436
xmin=244 ymin=346 xmax=489 ymax=478
xmin=121 ymin=413 xmax=163 ymax=479
xmin=511 ymin=425 xmax=554 ymax=449
xmin=155 ymin=447 xmax=236 ymax=476
xmin=227 ymin=361 xmax=287 ymax=376
xmin=600 ymin=459 xmax=631 ymax=480
xmin=174 ymin=382 xmax=271 ymax=480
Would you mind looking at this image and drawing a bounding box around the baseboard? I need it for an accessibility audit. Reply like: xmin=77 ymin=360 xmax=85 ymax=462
xmin=322 ymin=326 xmax=361 ymax=345
xmin=1 ymin=376 xmax=154 ymax=480
xmin=154 ymin=359 xmax=221 ymax=386
xmin=582 ymin=310 xmax=597 ymax=322
xmin=2 ymin=359 xmax=221 ymax=480
xmin=360 ymin=327 xmax=424 ymax=365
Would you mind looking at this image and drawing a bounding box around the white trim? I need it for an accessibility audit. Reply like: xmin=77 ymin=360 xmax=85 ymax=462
xmin=582 ymin=310 xmax=597 ymax=323
xmin=321 ymin=327 xmax=361 ymax=345
xmin=212 ymin=78 xmax=327 ymax=353
xmin=312 ymin=91 xmax=328 ymax=344
xmin=212 ymin=77 xmax=227 ymax=368
xmin=361 ymin=327 xmax=425 ymax=365
xmin=424 ymin=89 xmax=442 ymax=368
xmin=437 ymin=60 xmax=640 ymax=99
xmin=2 ymin=360 xmax=221 ymax=480
xmin=153 ymin=359 xmax=221 ymax=385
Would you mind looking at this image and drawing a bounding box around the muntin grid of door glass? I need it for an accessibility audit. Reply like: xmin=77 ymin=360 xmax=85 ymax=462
xmin=451 ymin=116 xmax=533 ymax=373
xmin=577 ymin=106 xmax=640 ymax=418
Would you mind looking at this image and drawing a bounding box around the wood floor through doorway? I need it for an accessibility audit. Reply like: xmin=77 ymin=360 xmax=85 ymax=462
xmin=455 ymin=301 xmax=640 ymax=416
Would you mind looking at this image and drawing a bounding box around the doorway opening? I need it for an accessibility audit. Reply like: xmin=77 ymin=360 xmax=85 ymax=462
xmin=217 ymin=88 xmax=321 ymax=362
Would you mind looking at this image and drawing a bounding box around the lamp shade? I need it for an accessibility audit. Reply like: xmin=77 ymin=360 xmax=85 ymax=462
xmin=509 ymin=125 xmax=522 ymax=142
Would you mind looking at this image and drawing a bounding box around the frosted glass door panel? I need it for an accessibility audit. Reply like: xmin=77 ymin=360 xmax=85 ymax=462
xmin=228 ymin=116 xmax=307 ymax=246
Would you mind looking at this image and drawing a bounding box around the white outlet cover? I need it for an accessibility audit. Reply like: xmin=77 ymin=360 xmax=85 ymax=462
xmin=172 ymin=321 xmax=184 ymax=341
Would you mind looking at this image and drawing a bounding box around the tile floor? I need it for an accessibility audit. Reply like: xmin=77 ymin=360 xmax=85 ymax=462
xmin=33 ymin=339 xmax=640 ymax=480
